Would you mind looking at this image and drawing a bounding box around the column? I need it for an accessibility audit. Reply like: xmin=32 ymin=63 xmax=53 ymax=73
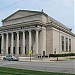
xmin=22 ymin=31 xmax=25 ymax=55
xmin=42 ymin=27 xmax=46 ymax=55
xmin=64 ymin=37 xmax=66 ymax=51
xmin=1 ymin=33 xmax=4 ymax=55
xmin=68 ymin=39 xmax=69 ymax=52
xmin=11 ymin=32 xmax=13 ymax=55
xmin=6 ymin=33 xmax=8 ymax=55
xmin=36 ymin=30 xmax=38 ymax=54
xmin=16 ymin=32 xmax=19 ymax=55
xmin=29 ymin=30 xmax=32 ymax=53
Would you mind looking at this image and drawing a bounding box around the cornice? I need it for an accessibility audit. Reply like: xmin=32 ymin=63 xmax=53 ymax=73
xmin=46 ymin=22 xmax=75 ymax=37
xmin=0 ymin=20 xmax=75 ymax=37
xmin=2 ymin=10 xmax=48 ymax=22
xmin=0 ymin=20 xmax=43 ymax=30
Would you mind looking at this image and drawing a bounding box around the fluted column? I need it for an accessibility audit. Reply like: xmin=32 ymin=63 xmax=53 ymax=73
xmin=6 ymin=33 xmax=8 ymax=55
xmin=1 ymin=33 xmax=4 ymax=55
xmin=36 ymin=30 xmax=38 ymax=54
xmin=11 ymin=32 xmax=13 ymax=55
xmin=16 ymin=32 xmax=19 ymax=55
xmin=22 ymin=31 xmax=25 ymax=55
xmin=29 ymin=30 xmax=32 ymax=54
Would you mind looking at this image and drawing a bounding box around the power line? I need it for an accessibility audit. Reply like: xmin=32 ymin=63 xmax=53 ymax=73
xmin=0 ymin=0 xmax=25 ymax=11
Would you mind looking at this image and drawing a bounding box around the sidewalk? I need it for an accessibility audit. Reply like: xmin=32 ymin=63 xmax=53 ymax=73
xmin=0 ymin=56 xmax=75 ymax=62
xmin=19 ymin=56 xmax=73 ymax=62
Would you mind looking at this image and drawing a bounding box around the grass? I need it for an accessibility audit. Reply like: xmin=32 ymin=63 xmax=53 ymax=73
xmin=0 ymin=67 xmax=74 ymax=75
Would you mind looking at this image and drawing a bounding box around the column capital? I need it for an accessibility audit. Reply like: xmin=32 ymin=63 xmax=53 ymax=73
xmin=10 ymin=32 xmax=13 ymax=34
xmin=22 ymin=30 xmax=25 ymax=33
xmin=1 ymin=33 xmax=4 ymax=35
xmin=36 ymin=29 xmax=39 ymax=31
xmin=28 ymin=30 xmax=31 ymax=32
xmin=16 ymin=31 xmax=19 ymax=34
xmin=42 ymin=26 xmax=46 ymax=30
xmin=6 ymin=32 xmax=8 ymax=35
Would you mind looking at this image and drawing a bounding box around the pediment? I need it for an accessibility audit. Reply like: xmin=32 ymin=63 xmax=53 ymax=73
xmin=3 ymin=10 xmax=41 ymax=21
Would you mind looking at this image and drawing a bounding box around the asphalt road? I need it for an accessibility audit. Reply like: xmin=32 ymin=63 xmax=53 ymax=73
xmin=0 ymin=59 xmax=75 ymax=74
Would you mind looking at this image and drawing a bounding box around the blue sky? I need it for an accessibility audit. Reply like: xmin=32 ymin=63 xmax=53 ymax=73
xmin=0 ymin=0 xmax=74 ymax=33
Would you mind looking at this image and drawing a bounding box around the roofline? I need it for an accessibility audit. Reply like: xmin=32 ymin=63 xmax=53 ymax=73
xmin=1 ymin=9 xmax=73 ymax=35
xmin=0 ymin=20 xmax=75 ymax=37
xmin=2 ymin=9 xmax=48 ymax=22
xmin=48 ymin=16 xmax=71 ymax=31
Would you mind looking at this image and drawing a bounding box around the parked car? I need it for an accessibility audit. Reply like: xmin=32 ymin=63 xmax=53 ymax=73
xmin=3 ymin=55 xmax=19 ymax=61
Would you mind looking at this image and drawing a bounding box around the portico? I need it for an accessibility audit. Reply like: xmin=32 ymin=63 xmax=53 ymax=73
xmin=1 ymin=26 xmax=43 ymax=56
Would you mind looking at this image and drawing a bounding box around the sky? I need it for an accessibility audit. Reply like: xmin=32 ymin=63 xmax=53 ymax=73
xmin=0 ymin=0 xmax=74 ymax=33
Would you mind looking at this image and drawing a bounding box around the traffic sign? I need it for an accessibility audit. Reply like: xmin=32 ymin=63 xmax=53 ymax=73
xmin=29 ymin=49 xmax=32 ymax=55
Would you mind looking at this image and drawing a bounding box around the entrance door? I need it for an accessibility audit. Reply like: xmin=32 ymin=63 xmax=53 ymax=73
xmin=43 ymin=51 xmax=45 ymax=56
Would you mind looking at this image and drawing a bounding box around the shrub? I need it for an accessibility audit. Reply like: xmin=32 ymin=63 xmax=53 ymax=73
xmin=49 ymin=53 xmax=75 ymax=57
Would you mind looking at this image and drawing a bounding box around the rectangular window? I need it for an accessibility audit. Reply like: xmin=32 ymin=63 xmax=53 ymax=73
xmin=61 ymin=36 xmax=64 ymax=51
xmin=69 ymin=39 xmax=71 ymax=52
xmin=66 ymin=38 xmax=68 ymax=51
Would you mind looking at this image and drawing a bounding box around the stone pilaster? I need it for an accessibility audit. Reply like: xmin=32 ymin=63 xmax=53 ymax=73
xmin=42 ymin=27 xmax=46 ymax=55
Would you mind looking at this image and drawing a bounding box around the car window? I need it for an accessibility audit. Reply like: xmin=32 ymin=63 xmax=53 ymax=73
xmin=6 ymin=55 xmax=9 ymax=57
xmin=6 ymin=55 xmax=12 ymax=57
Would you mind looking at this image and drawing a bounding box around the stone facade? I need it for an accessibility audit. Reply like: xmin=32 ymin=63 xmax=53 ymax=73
xmin=0 ymin=10 xmax=75 ymax=56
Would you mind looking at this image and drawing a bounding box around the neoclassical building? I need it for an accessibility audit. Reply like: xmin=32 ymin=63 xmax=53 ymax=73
xmin=0 ymin=10 xmax=75 ymax=56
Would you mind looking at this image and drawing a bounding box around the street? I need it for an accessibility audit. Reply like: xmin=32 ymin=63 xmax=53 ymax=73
xmin=0 ymin=59 xmax=75 ymax=74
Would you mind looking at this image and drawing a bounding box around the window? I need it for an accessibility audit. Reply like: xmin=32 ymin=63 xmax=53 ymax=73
xmin=61 ymin=36 xmax=64 ymax=51
xmin=69 ymin=39 xmax=71 ymax=52
xmin=66 ymin=38 xmax=68 ymax=51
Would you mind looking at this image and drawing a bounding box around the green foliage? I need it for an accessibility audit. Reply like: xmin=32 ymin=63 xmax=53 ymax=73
xmin=49 ymin=53 xmax=75 ymax=57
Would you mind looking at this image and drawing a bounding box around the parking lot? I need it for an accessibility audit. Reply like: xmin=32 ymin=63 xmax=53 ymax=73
xmin=0 ymin=59 xmax=75 ymax=74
